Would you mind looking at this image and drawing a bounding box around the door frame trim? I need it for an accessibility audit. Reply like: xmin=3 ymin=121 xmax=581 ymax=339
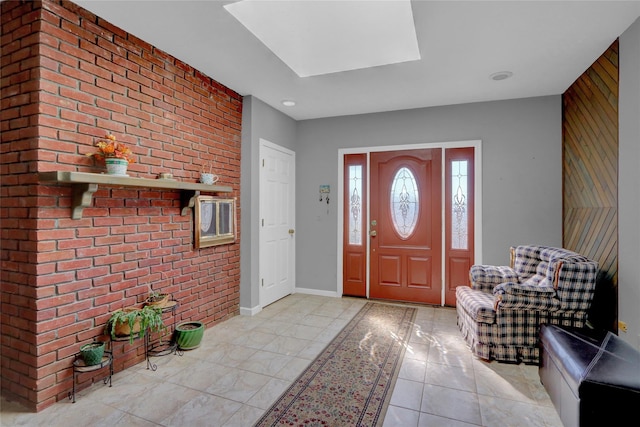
xmin=337 ymin=140 xmax=483 ymax=305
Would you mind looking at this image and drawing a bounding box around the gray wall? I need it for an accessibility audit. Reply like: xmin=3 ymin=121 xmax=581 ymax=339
xmin=240 ymin=26 xmax=638 ymax=349
xmin=619 ymin=17 xmax=640 ymax=349
xmin=240 ymin=96 xmax=297 ymax=312
xmin=295 ymin=96 xmax=563 ymax=293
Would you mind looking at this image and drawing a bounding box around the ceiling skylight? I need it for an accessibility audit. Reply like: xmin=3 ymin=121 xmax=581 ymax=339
xmin=224 ymin=0 xmax=421 ymax=78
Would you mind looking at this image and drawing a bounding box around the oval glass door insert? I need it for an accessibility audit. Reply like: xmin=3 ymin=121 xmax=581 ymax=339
xmin=390 ymin=166 xmax=419 ymax=239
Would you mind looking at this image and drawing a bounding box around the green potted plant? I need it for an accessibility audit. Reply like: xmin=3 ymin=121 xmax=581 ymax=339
xmin=175 ymin=321 xmax=205 ymax=350
xmin=106 ymin=305 xmax=165 ymax=344
xmin=80 ymin=341 xmax=105 ymax=366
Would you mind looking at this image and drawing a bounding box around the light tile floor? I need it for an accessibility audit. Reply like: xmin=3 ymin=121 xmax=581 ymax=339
xmin=1 ymin=294 xmax=563 ymax=427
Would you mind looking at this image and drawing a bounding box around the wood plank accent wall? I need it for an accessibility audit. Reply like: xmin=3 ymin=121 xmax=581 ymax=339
xmin=563 ymin=40 xmax=618 ymax=331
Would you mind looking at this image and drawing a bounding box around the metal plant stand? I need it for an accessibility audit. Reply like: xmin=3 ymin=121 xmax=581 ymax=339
xmin=69 ymin=351 xmax=113 ymax=403
xmin=145 ymin=300 xmax=181 ymax=371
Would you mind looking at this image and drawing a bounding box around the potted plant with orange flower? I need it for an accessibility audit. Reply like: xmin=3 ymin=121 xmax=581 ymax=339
xmin=87 ymin=133 xmax=136 ymax=176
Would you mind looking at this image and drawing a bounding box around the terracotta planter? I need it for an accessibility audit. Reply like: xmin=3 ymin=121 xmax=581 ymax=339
xmin=113 ymin=307 xmax=141 ymax=337
xmin=175 ymin=321 xmax=205 ymax=350
xmin=107 ymin=305 xmax=165 ymax=344
xmin=144 ymin=293 xmax=170 ymax=308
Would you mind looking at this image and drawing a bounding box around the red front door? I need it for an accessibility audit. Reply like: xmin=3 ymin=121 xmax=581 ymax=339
xmin=369 ymin=149 xmax=442 ymax=304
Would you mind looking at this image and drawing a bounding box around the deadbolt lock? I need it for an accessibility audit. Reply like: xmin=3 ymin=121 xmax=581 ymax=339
xmin=371 ymin=220 xmax=377 ymax=226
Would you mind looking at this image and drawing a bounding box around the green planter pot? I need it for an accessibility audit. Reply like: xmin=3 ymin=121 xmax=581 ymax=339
xmin=80 ymin=342 xmax=105 ymax=366
xmin=175 ymin=321 xmax=205 ymax=350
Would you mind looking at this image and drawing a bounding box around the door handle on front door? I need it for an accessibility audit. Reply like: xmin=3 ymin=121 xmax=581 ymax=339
xmin=369 ymin=230 xmax=377 ymax=237
xmin=288 ymin=229 xmax=295 ymax=235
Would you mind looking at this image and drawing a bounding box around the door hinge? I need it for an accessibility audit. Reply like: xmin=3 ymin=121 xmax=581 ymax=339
xmin=262 ymin=218 xmax=264 ymax=226
xmin=261 ymin=279 xmax=264 ymax=287
xmin=262 ymin=159 xmax=265 ymax=167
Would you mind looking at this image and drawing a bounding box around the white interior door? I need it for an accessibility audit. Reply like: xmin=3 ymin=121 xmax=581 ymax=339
xmin=260 ymin=139 xmax=296 ymax=307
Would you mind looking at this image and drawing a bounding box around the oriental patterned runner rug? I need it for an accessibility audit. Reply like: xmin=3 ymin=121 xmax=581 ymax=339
xmin=255 ymin=302 xmax=416 ymax=427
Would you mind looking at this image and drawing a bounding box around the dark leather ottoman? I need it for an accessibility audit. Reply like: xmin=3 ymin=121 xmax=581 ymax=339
xmin=539 ymin=324 xmax=640 ymax=427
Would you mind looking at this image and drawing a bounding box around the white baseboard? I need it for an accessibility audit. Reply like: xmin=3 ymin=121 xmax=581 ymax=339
xmin=239 ymin=305 xmax=261 ymax=316
xmin=294 ymin=287 xmax=340 ymax=298
xmin=241 ymin=288 xmax=340 ymax=316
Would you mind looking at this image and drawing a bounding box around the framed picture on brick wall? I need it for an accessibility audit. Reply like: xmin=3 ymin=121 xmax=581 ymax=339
xmin=195 ymin=196 xmax=236 ymax=248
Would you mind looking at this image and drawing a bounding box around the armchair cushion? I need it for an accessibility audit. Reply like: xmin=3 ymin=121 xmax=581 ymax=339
xmin=553 ymin=260 xmax=598 ymax=311
xmin=493 ymin=282 xmax=561 ymax=311
xmin=520 ymin=273 xmax=548 ymax=287
xmin=513 ymin=245 xmax=545 ymax=279
xmin=493 ymin=281 xmax=556 ymax=296
xmin=457 ymin=286 xmax=496 ymax=323
xmin=469 ymin=265 xmax=518 ymax=293
xmin=514 ymin=246 xmax=597 ymax=310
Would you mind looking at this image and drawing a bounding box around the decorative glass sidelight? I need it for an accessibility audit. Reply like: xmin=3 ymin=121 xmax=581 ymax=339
xmin=451 ymin=160 xmax=468 ymax=249
xmin=390 ymin=167 xmax=419 ymax=239
xmin=348 ymin=165 xmax=363 ymax=245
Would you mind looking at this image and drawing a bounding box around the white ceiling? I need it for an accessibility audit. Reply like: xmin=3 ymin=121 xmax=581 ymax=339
xmin=76 ymin=0 xmax=640 ymax=121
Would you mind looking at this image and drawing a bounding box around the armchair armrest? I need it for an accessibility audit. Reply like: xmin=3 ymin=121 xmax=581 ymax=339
xmin=469 ymin=265 xmax=518 ymax=293
xmin=493 ymin=282 xmax=561 ymax=311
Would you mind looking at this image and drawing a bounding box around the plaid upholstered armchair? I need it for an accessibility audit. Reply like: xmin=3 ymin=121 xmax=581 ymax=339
xmin=456 ymin=245 xmax=598 ymax=364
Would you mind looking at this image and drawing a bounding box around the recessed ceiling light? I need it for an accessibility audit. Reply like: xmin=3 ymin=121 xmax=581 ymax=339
xmin=490 ymin=71 xmax=513 ymax=81
xmin=282 ymin=100 xmax=296 ymax=107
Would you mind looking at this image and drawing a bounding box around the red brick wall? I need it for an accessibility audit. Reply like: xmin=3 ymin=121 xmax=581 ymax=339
xmin=1 ymin=0 xmax=242 ymax=411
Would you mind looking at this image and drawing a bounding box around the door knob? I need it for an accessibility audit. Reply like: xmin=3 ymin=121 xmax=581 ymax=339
xmin=369 ymin=230 xmax=377 ymax=237
xmin=288 ymin=229 xmax=295 ymax=235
